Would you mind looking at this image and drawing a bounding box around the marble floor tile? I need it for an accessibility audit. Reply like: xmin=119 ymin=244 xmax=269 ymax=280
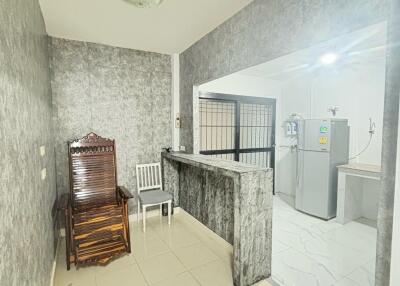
xmin=272 ymin=220 xmax=316 ymax=249
xmin=151 ymin=272 xmax=200 ymax=286
xmin=173 ymin=243 xmax=219 ymax=269
xmin=54 ymin=211 xmax=272 ymax=286
xmin=130 ymin=220 xmax=160 ymax=240
xmin=272 ymin=240 xmax=291 ymax=255
xmin=93 ymin=253 xmax=137 ymax=274
xmin=190 ymin=259 xmax=234 ymax=286
xmin=295 ymin=235 xmax=372 ymax=277
xmin=197 ymin=235 xmax=234 ymax=264
xmin=156 ymin=224 xmax=201 ymax=249
xmin=272 ymin=195 xmax=377 ymax=286
xmin=54 ymin=263 xmax=97 ymax=286
xmin=333 ymin=277 xmax=362 ymax=286
xmin=131 ymin=234 xmax=170 ymax=262
xmin=346 ymin=259 xmax=375 ymax=286
xmin=137 ymin=252 xmax=186 ymax=285
xmin=272 ymin=248 xmax=337 ymax=286
xmin=95 ymin=264 xmax=147 ymax=286
xmin=254 ymin=280 xmax=274 ymax=286
xmin=54 ymin=195 xmax=377 ymax=286
xmin=322 ymin=223 xmax=377 ymax=258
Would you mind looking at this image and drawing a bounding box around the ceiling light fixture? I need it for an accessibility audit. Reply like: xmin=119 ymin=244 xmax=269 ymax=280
xmin=319 ymin=53 xmax=340 ymax=65
xmin=124 ymin=0 xmax=164 ymax=8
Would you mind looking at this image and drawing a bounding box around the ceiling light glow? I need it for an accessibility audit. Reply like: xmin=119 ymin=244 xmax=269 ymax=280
xmin=320 ymin=53 xmax=339 ymax=65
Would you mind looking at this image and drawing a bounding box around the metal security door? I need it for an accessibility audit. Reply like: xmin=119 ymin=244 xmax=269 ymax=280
xmin=199 ymin=92 xmax=276 ymax=191
xmin=239 ymin=102 xmax=275 ymax=169
xmin=199 ymin=97 xmax=236 ymax=161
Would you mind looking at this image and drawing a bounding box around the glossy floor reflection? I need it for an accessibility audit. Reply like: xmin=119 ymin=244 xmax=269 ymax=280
xmin=272 ymin=196 xmax=377 ymax=286
xmin=54 ymin=211 xmax=271 ymax=286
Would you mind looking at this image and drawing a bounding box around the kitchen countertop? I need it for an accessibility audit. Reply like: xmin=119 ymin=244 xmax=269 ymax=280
xmin=162 ymin=151 xmax=273 ymax=285
xmin=337 ymin=163 xmax=381 ymax=174
xmin=162 ymin=152 xmax=269 ymax=176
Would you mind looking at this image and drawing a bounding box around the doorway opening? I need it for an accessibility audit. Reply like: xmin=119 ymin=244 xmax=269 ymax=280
xmin=195 ymin=21 xmax=387 ymax=286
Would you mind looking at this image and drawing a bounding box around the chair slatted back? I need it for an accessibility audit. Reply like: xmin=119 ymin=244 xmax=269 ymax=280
xmin=136 ymin=163 xmax=162 ymax=193
xmin=68 ymin=133 xmax=118 ymax=210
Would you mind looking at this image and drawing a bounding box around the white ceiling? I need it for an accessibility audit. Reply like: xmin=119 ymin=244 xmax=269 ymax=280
xmin=238 ymin=22 xmax=387 ymax=82
xmin=39 ymin=0 xmax=253 ymax=54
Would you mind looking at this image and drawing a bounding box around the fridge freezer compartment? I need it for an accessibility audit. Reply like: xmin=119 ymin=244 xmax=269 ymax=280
xmin=295 ymin=150 xmax=332 ymax=219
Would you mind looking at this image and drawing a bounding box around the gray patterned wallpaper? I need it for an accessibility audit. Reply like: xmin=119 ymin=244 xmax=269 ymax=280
xmin=0 ymin=1 xmax=57 ymax=286
xmin=179 ymin=0 xmax=395 ymax=285
xmin=49 ymin=38 xmax=172 ymax=212
xmin=376 ymin=1 xmax=400 ymax=285
xmin=180 ymin=0 xmax=388 ymax=153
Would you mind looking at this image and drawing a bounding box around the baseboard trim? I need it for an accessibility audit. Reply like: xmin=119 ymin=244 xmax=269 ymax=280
xmin=128 ymin=206 xmax=181 ymax=222
xmin=50 ymin=237 xmax=60 ymax=286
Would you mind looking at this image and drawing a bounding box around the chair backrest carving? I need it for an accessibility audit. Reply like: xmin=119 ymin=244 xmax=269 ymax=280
xmin=136 ymin=163 xmax=162 ymax=194
xmin=68 ymin=132 xmax=118 ymax=210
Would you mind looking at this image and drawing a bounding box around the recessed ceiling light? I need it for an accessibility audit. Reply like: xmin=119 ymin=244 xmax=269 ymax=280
xmin=124 ymin=0 xmax=164 ymax=8
xmin=320 ymin=53 xmax=339 ymax=65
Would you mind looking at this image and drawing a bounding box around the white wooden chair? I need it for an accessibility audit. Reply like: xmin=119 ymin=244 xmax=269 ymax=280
xmin=136 ymin=162 xmax=173 ymax=232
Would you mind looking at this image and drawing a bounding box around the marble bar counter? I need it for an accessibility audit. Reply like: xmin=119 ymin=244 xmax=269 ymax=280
xmin=161 ymin=152 xmax=273 ymax=286
xmin=337 ymin=163 xmax=381 ymax=224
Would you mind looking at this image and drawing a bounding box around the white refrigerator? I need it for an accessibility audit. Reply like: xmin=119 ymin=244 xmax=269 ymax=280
xmin=295 ymin=119 xmax=349 ymax=219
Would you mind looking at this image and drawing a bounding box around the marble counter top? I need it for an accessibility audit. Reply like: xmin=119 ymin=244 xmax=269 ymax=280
xmin=162 ymin=151 xmax=273 ymax=286
xmin=337 ymin=163 xmax=381 ymax=174
xmin=162 ymin=152 xmax=269 ymax=177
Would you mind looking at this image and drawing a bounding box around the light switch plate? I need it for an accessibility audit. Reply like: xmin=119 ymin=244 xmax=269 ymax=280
xmin=40 ymin=146 xmax=46 ymax=157
xmin=41 ymin=168 xmax=47 ymax=180
xmin=175 ymin=113 xmax=181 ymax=128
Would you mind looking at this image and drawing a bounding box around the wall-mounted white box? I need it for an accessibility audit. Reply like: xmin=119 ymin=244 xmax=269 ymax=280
xmin=41 ymin=168 xmax=47 ymax=180
xmin=40 ymin=146 xmax=46 ymax=157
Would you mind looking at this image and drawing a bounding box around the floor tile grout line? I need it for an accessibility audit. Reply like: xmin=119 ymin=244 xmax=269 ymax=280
xmin=272 ymin=196 xmax=377 ymax=286
xmin=56 ymin=216 xmax=231 ymax=286
xmin=172 ymin=245 xmax=221 ymax=272
xmin=274 ymin=235 xmax=373 ymax=278
xmin=187 ymin=271 xmax=202 ymax=286
xmin=148 ymin=214 xmax=234 ymax=278
xmin=168 ymin=216 xmax=234 ymax=263
xmin=343 ymin=258 xmax=376 ymax=285
xmin=131 ymin=220 xmax=188 ymax=285
xmin=135 ymin=259 xmax=152 ymax=286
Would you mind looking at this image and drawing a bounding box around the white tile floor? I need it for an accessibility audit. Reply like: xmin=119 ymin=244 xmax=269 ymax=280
xmin=54 ymin=197 xmax=376 ymax=286
xmin=272 ymin=196 xmax=377 ymax=286
xmin=54 ymin=211 xmax=271 ymax=286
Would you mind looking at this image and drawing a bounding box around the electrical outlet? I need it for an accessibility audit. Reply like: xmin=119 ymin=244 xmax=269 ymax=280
xmin=180 ymin=145 xmax=186 ymax=151
xmin=40 ymin=145 xmax=46 ymax=157
xmin=41 ymin=168 xmax=47 ymax=180
xmin=175 ymin=113 xmax=181 ymax=128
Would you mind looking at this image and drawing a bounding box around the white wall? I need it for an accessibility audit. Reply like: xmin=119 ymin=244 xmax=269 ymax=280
xmin=277 ymin=61 xmax=386 ymax=196
xmin=198 ymin=58 xmax=386 ymax=198
xmin=199 ymin=73 xmax=283 ymax=173
xmin=199 ymin=73 xmax=282 ymax=98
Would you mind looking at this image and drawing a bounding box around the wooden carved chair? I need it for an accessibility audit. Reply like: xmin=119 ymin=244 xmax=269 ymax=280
xmin=59 ymin=132 xmax=133 ymax=270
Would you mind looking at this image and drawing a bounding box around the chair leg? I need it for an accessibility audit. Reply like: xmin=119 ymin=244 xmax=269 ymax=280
xmin=143 ymin=205 xmax=146 ymax=232
xmin=65 ymin=209 xmax=71 ymax=271
xmin=137 ymin=201 xmax=141 ymax=222
xmin=159 ymin=204 xmax=162 ymax=218
xmin=168 ymin=200 xmax=172 ymax=226
xmin=65 ymin=237 xmax=71 ymax=271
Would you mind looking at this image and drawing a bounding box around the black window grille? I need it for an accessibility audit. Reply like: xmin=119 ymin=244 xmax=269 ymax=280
xmin=199 ymin=92 xmax=276 ymax=193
